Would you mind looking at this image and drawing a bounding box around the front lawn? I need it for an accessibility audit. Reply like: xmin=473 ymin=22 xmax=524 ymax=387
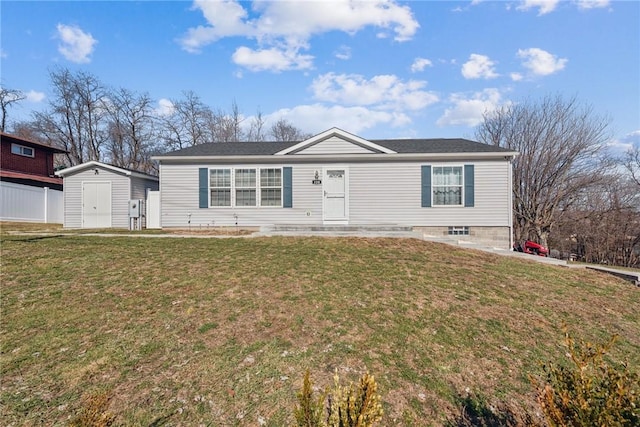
xmin=1 ymin=230 xmax=638 ymax=425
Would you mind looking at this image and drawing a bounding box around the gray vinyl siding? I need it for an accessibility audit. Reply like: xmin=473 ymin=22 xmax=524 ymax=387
xmin=295 ymin=136 xmax=375 ymax=155
xmin=348 ymin=161 xmax=508 ymax=226
xmin=131 ymin=176 xmax=159 ymax=200
xmin=160 ymin=163 xmax=323 ymax=227
xmin=62 ymin=167 xmax=131 ymax=228
xmin=159 ymin=159 xmax=510 ymax=228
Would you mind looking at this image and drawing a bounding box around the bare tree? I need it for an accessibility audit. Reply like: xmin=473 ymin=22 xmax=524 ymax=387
xmin=551 ymin=174 xmax=640 ymax=267
xmin=32 ymin=68 xmax=108 ymax=165
xmin=246 ymin=109 xmax=266 ymax=142
xmin=624 ymin=144 xmax=640 ymax=188
xmin=104 ymin=88 xmax=158 ymax=174
xmin=227 ymin=100 xmax=244 ymax=142
xmin=159 ymin=90 xmax=211 ymax=150
xmin=10 ymin=121 xmax=43 ymax=141
xmin=476 ymin=95 xmax=611 ymax=247
xmin=0 ymin=86 xmax=26 ymax=132
xmin=270 ymin=118 xmax=309 ymax=142
xmin=205 ymin=100 xmax=246 ymax=142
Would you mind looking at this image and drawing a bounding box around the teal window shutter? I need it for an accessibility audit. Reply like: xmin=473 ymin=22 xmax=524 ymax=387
xmin=421 ymin=165 xmax=431 ymax=207
xmin=199 ymin=168 xmax=208 ymax=208
xmin=464 ymin=164 xmax=474 ymax=207
xmin=283 ymin=167 xmax=292 ymax=208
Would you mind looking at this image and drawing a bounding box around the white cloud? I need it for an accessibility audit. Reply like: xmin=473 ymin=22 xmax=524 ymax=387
xmin=510 ymin=72 xmax=523 ymax=81
xmin=25 ymin=90 xmax=45 ymax=103
xmin=411 ymin=57 xmax=433 ymax=73
xmin=516 ymin=0 xmax=560 ymax=15
xmin=517 ymin=47 xmax=567 ymax=76
xmin=179 ymin=0 xmax=418 ymax=70
xmin=232 ymin=46 xmax=313 ymax=72
xmin=179 ymin=0 xmax=251 ymax=53
xmin=335 ymin=45 xmax=351 ymax=60
xmin=266 ymin=104 xmax=410 ymax=135
xmin=155 ymin=98 xmax=175 ymax=117
xmin=0 ymin=49 xmax=7 ymax=59
xmin=606 ymin=130 xmax=640 ymax=154
xmin=56 ymin=23 xmax=97 ymax=63
xmin=311 ymin=72 xmax=438 ymax=111
xmin=437 ymin=88 xmax=506 ymax=127
xmin=622 ymin=130 xmax=640 ymax=148
xmin=461 ymin=54 xmax=499 ymax=79
xmin=575 ymin=0 xmax=610 ymax=10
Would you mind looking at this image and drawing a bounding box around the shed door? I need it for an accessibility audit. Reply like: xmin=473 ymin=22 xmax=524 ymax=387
xmin=323 ymin=168 xmax=348 ymax=222
xmin=82 ymin=182 xmax=112 ymax=228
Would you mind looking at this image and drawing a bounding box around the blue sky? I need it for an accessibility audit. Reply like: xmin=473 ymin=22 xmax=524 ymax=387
xmin=1 ymin=0 xmax=638 ymax=149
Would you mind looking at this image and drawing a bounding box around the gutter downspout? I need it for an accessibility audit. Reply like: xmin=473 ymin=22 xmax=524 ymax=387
xmin=508 ymin=157 xmax=514 ymax=251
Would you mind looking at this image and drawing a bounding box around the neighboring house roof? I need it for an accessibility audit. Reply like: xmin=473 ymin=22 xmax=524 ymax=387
xmin=0 ymin=169 xmax=63 ymax=186
xmin=0 ymin=132 xmax=68 ymax=153
xmin=154 ymin=127 xmax=517 ymax=160
xmin=55 ymin=160 xmax=158 ymax=181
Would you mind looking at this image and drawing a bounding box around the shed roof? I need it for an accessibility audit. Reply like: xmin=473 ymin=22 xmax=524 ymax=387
xmin=55 ymin=161 xmax=158 ymax=180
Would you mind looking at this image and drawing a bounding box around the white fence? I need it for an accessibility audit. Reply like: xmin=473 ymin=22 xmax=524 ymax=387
xmin=146 ymin=190 xmax=160 ymax=229
xmin=0 ymin=181 xmax=64 ymax=223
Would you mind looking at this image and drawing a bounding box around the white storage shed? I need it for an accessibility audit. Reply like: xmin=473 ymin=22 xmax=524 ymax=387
xmin=55 ymin=161 xmax=159 ymax=229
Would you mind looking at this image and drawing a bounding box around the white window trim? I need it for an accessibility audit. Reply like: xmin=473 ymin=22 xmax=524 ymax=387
xmin=259 ymin=167 xmax=283 ymax=208
xmin=208 ymin=167 xmax=283 ymax=208
xmin=11 ymin=143 xmax=35 ymax=158
xmin=235 ymin=168 xmax=258 ymax=207
xmin=209 ymin=168 xmax=232 ymax=208
xmin=432 ymin=164 xmax=465 ymax=207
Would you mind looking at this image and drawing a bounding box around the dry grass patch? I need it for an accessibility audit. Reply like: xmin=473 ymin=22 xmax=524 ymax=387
xmin=1 ymin=234 xmax=638 ymax=426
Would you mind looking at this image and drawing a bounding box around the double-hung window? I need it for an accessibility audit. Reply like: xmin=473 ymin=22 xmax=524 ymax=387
xmin=260 ymin=168 xmax=282 ymax=207
xmin=235 ymin=169 xmax=257 ymax=206
xmin=209 ymin=168 xmax=282 ymax=207
xmin=210 ymin=169 xmax=231 ymax=206
xmin=433 ymin=166 xmax=463 ymax=206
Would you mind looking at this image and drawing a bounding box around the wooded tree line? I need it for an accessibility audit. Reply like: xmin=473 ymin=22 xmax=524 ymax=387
xmin=477 ymin=95 xmax=640 ymax=268
xmin=0 ymin=68 xmax=310 ymax=174
xmin=2 ymin=73 xmax=638 ymax=267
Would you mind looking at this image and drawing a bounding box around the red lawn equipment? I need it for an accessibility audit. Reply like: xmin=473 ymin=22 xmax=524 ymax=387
xmin=513 ymin=240 xmax=549 ymax=257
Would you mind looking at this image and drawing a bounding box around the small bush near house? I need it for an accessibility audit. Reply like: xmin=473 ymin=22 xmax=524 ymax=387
xmin=533 ymin=328 xmax=639 ymax=427
xmin=294 ymin=370 xmax=383 ymax=427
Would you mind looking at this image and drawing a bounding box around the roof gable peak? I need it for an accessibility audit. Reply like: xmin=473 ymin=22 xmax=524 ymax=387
xmin=275 ymin=127 xmax=396 ymax=155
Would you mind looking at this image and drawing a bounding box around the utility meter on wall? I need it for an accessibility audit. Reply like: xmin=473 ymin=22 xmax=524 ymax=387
xmin=129 ymin=199 xmax=141 ymax=218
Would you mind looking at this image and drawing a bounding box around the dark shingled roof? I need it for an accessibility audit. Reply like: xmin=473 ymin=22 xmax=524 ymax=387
xmin=161 ymin=141 xmax=296 ymax=156
xmin=157 ymin=138 xmax=513 ymax=157
xmin=370 ymin=138 xmax=511 ymax=154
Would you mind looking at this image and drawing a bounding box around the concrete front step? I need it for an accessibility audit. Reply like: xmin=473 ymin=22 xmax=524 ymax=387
xmin=258 ymin=224 xmax=421 ymax=238
xmin=264 ymin=224 xmax=413 ymax=233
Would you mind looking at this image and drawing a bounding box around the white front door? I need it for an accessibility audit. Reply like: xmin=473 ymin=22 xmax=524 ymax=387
xmin=82 ymin=182 xmax=112 ymax=228
xmin=323 ymin=168 xmax=348 ymax=222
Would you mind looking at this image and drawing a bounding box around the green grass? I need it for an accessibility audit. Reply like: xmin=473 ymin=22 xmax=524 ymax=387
xmin=1 ymin=224 xmax=638 ymax=426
